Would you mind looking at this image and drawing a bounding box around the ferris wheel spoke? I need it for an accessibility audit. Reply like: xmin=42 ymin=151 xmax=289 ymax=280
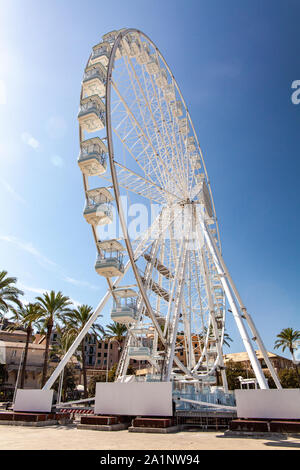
xmin=110 ymin=94 xmax=168 ymax=192
xmin=132 ymin=203 xmax=180 ymax=260
xmin=142 ymin=58 xmax=190 ymax=195
xmin=111 ymin=80 xmax=183 ymax=195
xmin=101 ymin=160 xmax=178 ymax=204
xmin=126 ymin=55 xmax=188 ymax=195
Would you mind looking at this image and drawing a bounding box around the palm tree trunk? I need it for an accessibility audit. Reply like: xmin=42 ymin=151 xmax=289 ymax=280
xmin=81 ymin=341 xmax=88 ymax=398
xmin=291 ymin=348 xmax=300 ymax=383
xmin=41 ymin=318 xmax=53 ymax=387
xmin=20 ymin=325 xmax=32 ymax=389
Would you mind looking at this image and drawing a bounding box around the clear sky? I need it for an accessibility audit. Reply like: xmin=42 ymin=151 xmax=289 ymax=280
xmin=0 ymin=0 xmax=299 ymax=357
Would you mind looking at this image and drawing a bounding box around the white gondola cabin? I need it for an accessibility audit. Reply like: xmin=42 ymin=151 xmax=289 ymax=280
xmin=163 ymin=84 xmax=176 ymax=102
xmin=89 ymin=41 xmax=111 ymax=67
xmin=102 ymin=29 xmax=126 ymax=44
xmin=111 ymin=288 xmax=138 ymax=324
xmin=195 ymin=173 xmax=205 ymax=184
xmin=122 ymin=34 xmax=141 ymax=57
xmin=128 ymin=346 xmax=151 ymax=361
xmin=185 ymin=136 xmax=196 ymax=153
xmin=155 ymin=68 xmax=168 ymax=89
xmin=78 ymin=137 xmax=107 ymax=176
xmin=78 ymin=95 xmax=105 ymax=132
xmin=83 ymin=187 xmax=113 ymax=226
xmin=170 ymin=100 xmax=183 ymax=118
xmin=136 ymin=43 xmax=150 ymax=65
xmin=95 ymin=239 xmax=125 ymax=277
xmin=178 ymin=117 xmax=188 ymax=134
xmin=194 ymin=157 xmax=201 ymax=169
xmin=82 ymin=63 xmax=107 ymax=98
xmin=146 ymin=55 xmax=159 ymax=75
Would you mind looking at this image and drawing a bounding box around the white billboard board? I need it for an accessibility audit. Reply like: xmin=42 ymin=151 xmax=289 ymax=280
xmin=14 ymin=389 xmax=54 ymax=413
xmin=95 ymin=382 xmax=172 ymax=416
xmin=236 ymin=389 xmax=300 ymax=419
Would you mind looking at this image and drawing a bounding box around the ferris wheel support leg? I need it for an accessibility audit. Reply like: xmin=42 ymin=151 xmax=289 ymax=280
xmin=165 ymin=236 xmax=189 ymax=381
xmin=200 ymin=248 xmax=229 ymax=393
xmin=202 ymin=220 xmax=282 ymax=390
xmin=197 ymin=218 xmax=269 ymax=390
xmin=42 ymin=260 xmax=132 ymax=391
xmin=241 ymin=311 xmax=282 ymax=389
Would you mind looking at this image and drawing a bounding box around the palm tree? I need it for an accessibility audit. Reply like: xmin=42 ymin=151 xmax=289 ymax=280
xmin=223 ymin=330 xmax=233 ymax=348
xmin=9 ymin=303 xmax=41 ymax=389
xmin=274 ymin=327 xmax=300 ymax=380
xmin=35 ymin=291 xmax=72 ymax=387
xmin=0 ymin=270 xmax=23 ymax=319
xmin=105 ymin=322 xmax=128 ymax=344
xmin=63 ymin=305 xmax=104 ymax=398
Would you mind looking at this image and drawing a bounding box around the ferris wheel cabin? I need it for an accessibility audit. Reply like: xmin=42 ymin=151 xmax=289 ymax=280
xmin=78 ymin=95 xmax=105 ymax=132
xmin=155 ymin=68 xmax=168 ymax=89
xmin=82 ymin=63 xmax=107 ymax=98
xmin=178 ymin=117 xmax=188 ymax=134
xmin=185 ymin=136 xmax=196 ymax=153
xmin=110 ymin=288 xmax=138 ymax=324
xmin=163 ymin=84 xmax=176 ymax=103
xmin=128 ymin=346 xmax=152 ymax=361
xmin=89 ymin=41 xmax=111 ymax=67
xmin=95 ymin=239 xmax=125 ymax=277
xmin=136 ymin=42 xmax=150 ymax=65
xmin=146 ymin=55 xmax=160 ymax=75
xmin=78 ymin=137 xmax=107 ymax=176
xmin=83 ymin=187 xmax=113 ymax=226
xmin=171 ymin=100 xmax=183 ymax=118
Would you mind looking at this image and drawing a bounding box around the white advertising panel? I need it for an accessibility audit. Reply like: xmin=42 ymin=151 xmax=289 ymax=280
xmin=0 ymin=341 xmax=5 ymax=364
xmin=95 ymin=382 xmax=172 ymax=416
xmin=14 ymin=389 xmax=54 ymax=413
xmin=236 ymin=389 xmax=300 ymax=419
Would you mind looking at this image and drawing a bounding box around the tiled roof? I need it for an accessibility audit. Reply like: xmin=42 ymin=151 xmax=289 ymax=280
xmin=223 ymin=350 xmax=291 ymax=362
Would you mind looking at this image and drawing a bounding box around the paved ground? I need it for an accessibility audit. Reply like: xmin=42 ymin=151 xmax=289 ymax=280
xmin=0 ymin=425 xmax=300 ymax=450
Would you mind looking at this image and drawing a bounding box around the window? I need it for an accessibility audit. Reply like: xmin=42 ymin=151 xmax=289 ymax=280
xmin=97 ymin=360 xmax=101 ymax=364
xmin=104 ymin=352 xmax=107 ymax=358
xmin=104 ymin=360 xmax=107 ymax=365
xmin=104 ymin=343 xmax=108 ymax=349
xmin=97 ymin=352 xmax=101 ymax=357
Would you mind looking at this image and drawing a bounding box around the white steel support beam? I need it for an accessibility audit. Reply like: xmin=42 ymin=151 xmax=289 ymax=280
xmin=196 ymin=212 xmax=269 ymax=390
xmin=203 ymin=226 xmax=282 ymax=390
xmin=165 ymin=218 xmax=191 ymax=381
xmin=42 ymin=260 xmax=132 ymax=390
xmin=200 ymin=248 xmax=228 ymax=392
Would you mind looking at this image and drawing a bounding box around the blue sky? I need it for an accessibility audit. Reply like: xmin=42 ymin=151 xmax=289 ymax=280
xmin=0 ymin=0 xmax=299 ymax=358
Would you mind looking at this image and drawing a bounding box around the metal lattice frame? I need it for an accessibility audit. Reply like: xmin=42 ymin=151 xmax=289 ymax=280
xmin=43 ymin=28 xmax=281 ymax=392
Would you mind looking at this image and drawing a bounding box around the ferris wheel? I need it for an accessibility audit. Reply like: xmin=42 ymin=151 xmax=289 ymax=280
xmin=43 ymin=28 xmax=282 ymax=393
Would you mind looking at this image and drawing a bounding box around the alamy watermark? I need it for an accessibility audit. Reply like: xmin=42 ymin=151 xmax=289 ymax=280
xmin=291 ymin=80 xmax=300 ymax=105
xmin=96 ymin=196 xmax=206 ymax=248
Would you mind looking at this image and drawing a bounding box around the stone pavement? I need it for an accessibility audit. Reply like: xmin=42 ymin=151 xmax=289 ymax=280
xmin=1 ymin=424 xmax=300 ymax=450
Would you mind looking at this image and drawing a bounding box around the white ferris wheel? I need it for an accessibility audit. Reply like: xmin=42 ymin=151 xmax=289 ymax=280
xmin=43 ymin=28 xmax=281 ymax=394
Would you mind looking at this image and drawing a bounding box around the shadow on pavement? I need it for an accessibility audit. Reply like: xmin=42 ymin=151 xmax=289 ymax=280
xmin=264 ymin=440 xmax=300 ymax=449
